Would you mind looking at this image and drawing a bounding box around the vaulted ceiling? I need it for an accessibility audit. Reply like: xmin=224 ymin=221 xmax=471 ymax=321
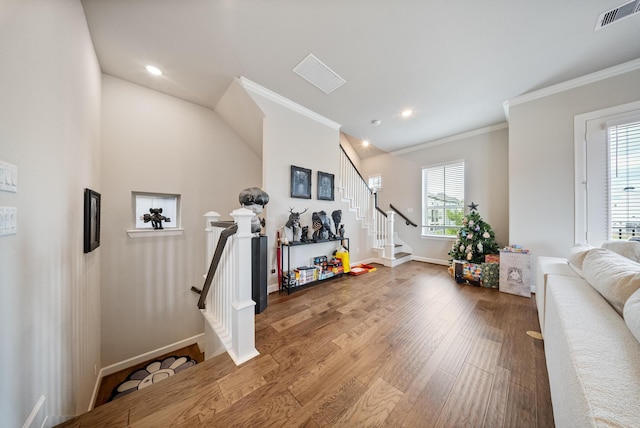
xmin=81 ymin=0 xmax=640 ymax=155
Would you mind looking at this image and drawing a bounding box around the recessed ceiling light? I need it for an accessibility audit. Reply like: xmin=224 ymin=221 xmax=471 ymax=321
xmin=363 ymin=140 xmax=370 ymax=147
xmin=145 ymin=65 xmax=163 ymax=76
xmin=401 ymin=109 xmax=413 ymax=118
xmin=371 ymin=119 xmax=381 ymax=127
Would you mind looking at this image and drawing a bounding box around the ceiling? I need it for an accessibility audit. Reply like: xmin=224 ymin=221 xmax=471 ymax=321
xmin=81 ymin=0 xmax=640 ymax=156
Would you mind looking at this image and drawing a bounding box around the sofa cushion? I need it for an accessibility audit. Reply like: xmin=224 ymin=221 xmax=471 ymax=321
xmin=544 ymin=275 xmax=640 ymax=427
xmin=624 ymin=288 xmax=640 ymax=343
xmin=566 ymin=243 xmax=594 ymax=277
xmin=582 ymin=248 xmax=640 ymax=315
xmin=536 ymin=256 xmax=582 ymax=336
xmin=601 ymin=240 xmax=640 ymax=263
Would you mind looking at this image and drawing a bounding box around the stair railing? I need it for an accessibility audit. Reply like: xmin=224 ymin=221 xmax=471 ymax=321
xmin=389 ymin=203 xmax=418 ymax=227
xmin=195 ymin=209 xmax=259 ymax=366
xmin=338 ymin=145 xmax=394 ymax=259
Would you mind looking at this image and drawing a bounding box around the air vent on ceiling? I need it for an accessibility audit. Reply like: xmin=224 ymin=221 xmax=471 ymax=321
xmin=595 ymin=0 xmax=640 ymax=30
xmin=293 ymin=54 xmax=346 ymax=94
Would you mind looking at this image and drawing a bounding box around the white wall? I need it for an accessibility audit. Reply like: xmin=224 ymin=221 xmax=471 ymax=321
xmin=100 ymin=75 xmax=261 ymax=366
xmin=363 ymin=126 xmax=509 ymax=264
xmin=0 ymin=0 xmax=102 ymax=424
xmin=509 ymin=68 xmax=640 ymax=258
xmin=246 ymin=89 xmax=374 ymax=288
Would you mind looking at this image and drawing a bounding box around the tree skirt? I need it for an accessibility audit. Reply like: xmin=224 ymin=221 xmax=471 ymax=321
xmin=109 ymin=355 xmax=197 ymax=402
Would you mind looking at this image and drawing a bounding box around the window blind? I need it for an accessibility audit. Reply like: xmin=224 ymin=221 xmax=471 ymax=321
xmin=422 ymin=161 xmax=464 ymax=236
xmin=609 ymin=120 xmax=640 ymax=240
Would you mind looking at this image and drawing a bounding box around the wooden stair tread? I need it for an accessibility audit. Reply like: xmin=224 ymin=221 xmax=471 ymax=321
xmin=395 ymin=251 xmax=411 ymax=258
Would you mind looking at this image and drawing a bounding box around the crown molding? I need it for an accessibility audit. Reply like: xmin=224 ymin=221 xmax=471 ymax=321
xmin=390 ymin=122 xmax=508 ymax=156
xmin=238 ymin=76 xmax=341 ymax=130
xmin=504 ymin=58 xmax=640 ymax=116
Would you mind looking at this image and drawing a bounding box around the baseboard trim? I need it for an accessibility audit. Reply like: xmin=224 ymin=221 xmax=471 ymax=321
xmin=90 ymin=333 xmax=206 ymax=410
xmin=410 ymin=256 xmax=450 ymax=266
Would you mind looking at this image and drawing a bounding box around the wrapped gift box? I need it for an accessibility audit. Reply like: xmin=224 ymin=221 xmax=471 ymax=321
xmin=485 ymin=254 xmax=500 ymax=264
xmin=480 ymin=262 xmax=499 ymax=288
xmin=498 ymin=250 xmax=532 ymax=297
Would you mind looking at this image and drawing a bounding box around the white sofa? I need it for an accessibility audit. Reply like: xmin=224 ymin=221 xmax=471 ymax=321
xmin=536 ymin=241 xmax=640 ymax=427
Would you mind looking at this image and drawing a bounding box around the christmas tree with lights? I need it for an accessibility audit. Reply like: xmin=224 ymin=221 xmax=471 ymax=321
xmin=448 ymin=202 xmax=499 ymax=264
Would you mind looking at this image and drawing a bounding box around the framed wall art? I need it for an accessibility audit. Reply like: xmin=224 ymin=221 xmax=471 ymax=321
xmin=317 ymin=171 xmax=334 ymax=201
xmin=290 ymin=165 xmax=312 ymax=199
xmin=84 ymin=188 xmax=101 ymax=253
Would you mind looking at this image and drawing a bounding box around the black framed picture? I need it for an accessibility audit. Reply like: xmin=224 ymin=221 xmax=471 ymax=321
xmin=291 ymin=165 xmax=312 ymax=199
xmin=84 ymin=188 xmax=101 ymax=253
xmin=317 ymin=171 xmax=335 ymax=201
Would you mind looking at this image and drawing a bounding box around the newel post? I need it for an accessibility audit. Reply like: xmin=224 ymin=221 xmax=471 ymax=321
xmin=385 ymin=211 xmax=396 ymax=260
xmin=229 ymin=207 xmax=259 ymax=365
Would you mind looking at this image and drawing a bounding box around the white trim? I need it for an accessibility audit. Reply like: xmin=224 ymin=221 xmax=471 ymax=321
xmin=127 ymin=228 xmax=184 ymax=238
xmin=573 ymin=100 xmax=640 ymax=245
xmin=505 ymin=58 xmax=640 ymax=114
xmin=420 ymin=234 xmax=458 ymax=241
xmin=22 ymin=395 xmax=45 ymax=428
xmin=391 ymin=123 xmax=508 ymax=156
xmin=239 ymin=76 xmax=342 ymax=130
xmin=411 ymin=256 xmax=450 ymax=266
xmin=96 ymin=333 xmax=205 ymax=381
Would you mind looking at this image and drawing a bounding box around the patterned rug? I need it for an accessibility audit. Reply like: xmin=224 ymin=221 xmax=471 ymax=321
xmin=109 ymin=355 xmax=197 ymax=402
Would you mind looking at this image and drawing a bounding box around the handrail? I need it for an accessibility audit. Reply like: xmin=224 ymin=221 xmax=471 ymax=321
xmin=339 ymin=145 xmax=373 ymax=193
xmin=340 ymin=144 xmax=387 ymax=218
xmin=374 ymin=192 xmax=387 ymax=218
xmin=197 ymin=222 xmax=238 ymax=309
xmin=389 ymin=203 xmax=418 ymax=227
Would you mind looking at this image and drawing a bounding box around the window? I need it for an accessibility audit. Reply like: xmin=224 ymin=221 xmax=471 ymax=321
xmin=422 ymin=161 xmax=464 ymax=236
xmin=133 ymin=192 xmax=180 ymax=229
xmin=609 ymin=120 xmax=640 ymax=240
xmin=368 ymin=174 xmax=382 ymax=191
xmin=575 ymin=102 xmax=640 ymax=246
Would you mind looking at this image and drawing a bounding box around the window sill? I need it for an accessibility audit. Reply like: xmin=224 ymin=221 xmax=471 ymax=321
xmin=421 ymin=234 xmax=457 ymax=240
xmin=127 ymin=228 xmax=184 ymax=238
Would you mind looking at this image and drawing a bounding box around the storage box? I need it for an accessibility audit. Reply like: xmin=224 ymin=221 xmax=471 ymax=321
xmin=295 ymin=266 xmax=319 ymax=285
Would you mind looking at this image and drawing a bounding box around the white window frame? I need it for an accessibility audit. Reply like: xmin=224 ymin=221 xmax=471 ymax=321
xmin=421 ymin=160 xmax=465 ymax=238
xmin=368 ymin=174 xmax=382 ymax=191
xmin=127 ymin=191 xmax=183 ymax=238
xmin=574 ymin=100 xmax=640 ymax=245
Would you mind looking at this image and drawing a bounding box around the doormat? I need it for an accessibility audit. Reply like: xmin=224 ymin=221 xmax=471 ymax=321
xmin=109 ymin=355 xmax=197 ymax=402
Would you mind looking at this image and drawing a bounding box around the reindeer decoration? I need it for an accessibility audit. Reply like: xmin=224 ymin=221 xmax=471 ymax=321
xmin=285 ymin=207 xmax=308 ymax=242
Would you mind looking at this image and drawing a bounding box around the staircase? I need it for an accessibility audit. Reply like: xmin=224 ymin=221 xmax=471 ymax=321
xmin=338 ymin=146 xmax=412 ymax=267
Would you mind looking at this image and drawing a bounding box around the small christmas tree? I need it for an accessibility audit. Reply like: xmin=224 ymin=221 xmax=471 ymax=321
xmin=449 ymin=202 xmax=499 ymax=264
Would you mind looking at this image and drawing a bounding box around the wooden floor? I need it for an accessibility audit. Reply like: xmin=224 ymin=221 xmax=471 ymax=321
xmin=59 ymin=262 xmax=554 ymax=427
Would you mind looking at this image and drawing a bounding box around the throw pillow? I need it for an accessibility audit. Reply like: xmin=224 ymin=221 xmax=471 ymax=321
xmin=624 ymin=288 xmax=640 ymax=343
xmin=601 ymin=240 xmax=640 ymax=263
xmin=582 ymin=248 xmax=640 ymax=316
xmin=567 ymin=243 xmax=594 ymax=274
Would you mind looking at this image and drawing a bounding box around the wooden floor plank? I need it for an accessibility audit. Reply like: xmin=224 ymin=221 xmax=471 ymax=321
xmin=58 ymin=262 xmax=554 ymax=428
xmin=435 ymin=363 xmax=494 ymax=427
xmin=333 ymin=377 xmax=404 ymax=427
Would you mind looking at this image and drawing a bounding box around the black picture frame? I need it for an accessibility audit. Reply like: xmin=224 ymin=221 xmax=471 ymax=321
xmin=290 ymin=165 xmax=312 ymax=199
xmin=317 ymin=171 xmax=335 ymax=201
xmin=84 ymin=188 xmax=101 ymax=253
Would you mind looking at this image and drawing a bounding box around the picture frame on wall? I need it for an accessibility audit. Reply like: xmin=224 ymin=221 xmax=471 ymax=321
xmin=290 ymin=165 xmax=312 ymax=199
xmin=317 ymin=171 xmax=334 ymax=201
xmin=84 ymin=188 xmax=101 ymax=253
